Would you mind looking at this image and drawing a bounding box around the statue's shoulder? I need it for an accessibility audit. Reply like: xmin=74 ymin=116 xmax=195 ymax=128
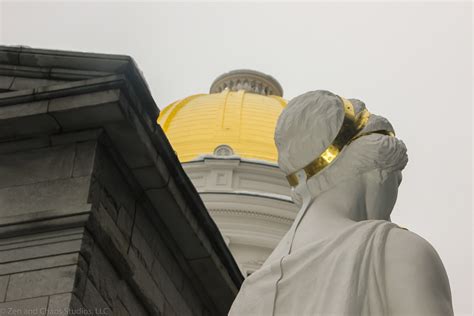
xmin=384 ymin=227 xmax=445 ymax=276
xmin=385 ymin=227 xmax=439 ymax=262
xmin=384 ymin=227 xmax=453 ymax=315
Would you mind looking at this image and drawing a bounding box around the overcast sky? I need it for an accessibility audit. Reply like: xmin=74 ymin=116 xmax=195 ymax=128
xmin=1 ymin=1 xmax=472 ymax=314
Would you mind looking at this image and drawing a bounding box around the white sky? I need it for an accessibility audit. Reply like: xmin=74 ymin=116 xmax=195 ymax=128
xmin=1 ymin=1 xmax=472 ymax=315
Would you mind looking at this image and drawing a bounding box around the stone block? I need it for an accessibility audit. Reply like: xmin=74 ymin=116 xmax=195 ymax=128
xmin=98 ymin=194 xmax=119 ymax=223
xmin=0 ymin=276 xmax=8 ymax=302
xmin=0 ymin=87 xmax=33 ymax=104
xmin=116 ymin=206 xmax=134 ymax=240
xmin=73 ymin=141 xmax=98 ymax=177
xmin=50 ymin=129 xmax=103 ymax=146
xmin=0 ymin=144 xmax=75 ymax=189
xmin=0 ymin=114 xmax=60 ymax=140
xmin=0 ymin=213 xmax=90 ymax=239
xmin=104 ymin=122 xmax=153 ymax=169
xmin=131 ymin=165 xmax=167 ymax=190
xmin=10 ymin=77 xmax=65 ymax=91
xmin=87 ymin=246 xmax=119 ymax=308
xmin=6 ymin=265 xmax=77 ymax=301
xmin=132 ymin=206 xmax=166 ymax=256
xmin=86 ymin=203 xmax=132 ymax=278
xmin=49 ymin=91 xmax=124 ymax=132
xmin=117 ymin=87 xmax=158 ymax=138
xmin=154 ymin=155 xmax=171 ymax=188
xmin=163 ymin=301 xmax=177 ymax=316
xmin=125 ymin=110 xmax=159 ymax=162
xmin=89 ymin=202 xmax=129 ymax=255
xmin=0 ymin=253 xmax=79 ymax=276
xmin=0 ymin=136 xmax=50 ymax=155
xmin=0 ymin=296 xmax=48 ymax=316
xmin=0 ymin=76 xmax=14 ymax=90
xmin=0 ymin=100 xmax=48 ymax=120
xmin=0 ymin=64 xmax=50 ymax=78
xmin=133 ymin=207 xmax=185 ymax=291
xmin=0 ymin=46 xmax=26 ymax=63
xmin=130 ymin=229 xmax=154 ymax=273
xmin=48 ymin=68 xmax=110 ymax=81
xmin=48 ymin=90 xmax=120 ymax=113
xmin=47 ymin=293 xmax=72 ymax=316
xmin=149 ymin=258 xmax=193 ymax=316
xmin=79 ymin=231 xmax=94 ymax=264
xmin=68 ymin=294 xmax=86 ymax=314
xmin=127 ymin=248 xmax=165 ymax=315
xmin=166 ymin=177 xmax=188 ymax=213
xmin=180 ymin=280 xmax=207 ymax=316
xmin=115 ymin=283 xmax=148 ymax=316
xmin=146 ymin=187 xmax=208 ymax=260
xmin=0 ymin=227 xmax=84 ymax=249
xmin=0 ymin=176 xmax=91 ymax=221
xmin=0 ymin=237 xmax=82 ymax=264
xmin=17 ymin=51 xmax=127 ymax=73
xmin=95 ymin=148 xmax=136 ymax=214
xmin=112 ymin=300 xmax=129 ymax=316
xmin=189 ymin=256 xmax=235 ymax=314
xmin=72 ymin=264 xmax=88 ymax=303
xmin=82 ymin=280 xmax=111 ymax=316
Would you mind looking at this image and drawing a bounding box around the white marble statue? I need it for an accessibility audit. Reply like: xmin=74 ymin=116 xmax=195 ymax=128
xmin=229 ymin=90 xmax=453 ymax=316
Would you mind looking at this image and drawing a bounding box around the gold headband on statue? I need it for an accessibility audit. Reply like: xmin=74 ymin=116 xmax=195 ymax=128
xmin=286 ymin=97 xmax=395 ymax=187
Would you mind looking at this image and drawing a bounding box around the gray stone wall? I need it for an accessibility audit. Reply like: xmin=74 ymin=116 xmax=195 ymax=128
xmin=0 ymin=134 xmax=211 ymax=315
xmin=0 ymin=46 xmax=242 ymax=315
xmin=85 ymin=138 xmax=209 ymax=316
xmin=0 ymin=140 xmax=92 ymax=315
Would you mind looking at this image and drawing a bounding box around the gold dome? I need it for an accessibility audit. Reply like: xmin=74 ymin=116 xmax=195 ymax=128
xmin=158 ymin=88 xmax=287 ymax=163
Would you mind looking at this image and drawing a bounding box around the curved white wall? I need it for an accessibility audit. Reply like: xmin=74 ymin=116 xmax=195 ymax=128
xmin=183 ymin=155 xmax=298 ymax=276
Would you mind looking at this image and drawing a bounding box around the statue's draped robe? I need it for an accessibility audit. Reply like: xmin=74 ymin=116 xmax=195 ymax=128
xmin=229 ymin=220 xmax=401 ymax=316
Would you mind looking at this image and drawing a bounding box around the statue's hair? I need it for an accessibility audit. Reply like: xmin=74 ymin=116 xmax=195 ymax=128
xmin=274 ymin=90 xmax=408 ymax=203
xmin=275 ymin=90 xmax=344 ymax=175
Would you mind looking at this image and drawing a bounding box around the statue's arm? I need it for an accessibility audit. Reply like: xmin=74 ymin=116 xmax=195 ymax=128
xmin=385 ymin=229 xmax=453 ymax=316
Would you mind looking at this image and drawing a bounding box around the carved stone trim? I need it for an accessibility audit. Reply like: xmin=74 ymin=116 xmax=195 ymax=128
xmin=209 ymin=208 xmax=293 ymax=224
xmin=210 ymin=69 xmax=283 ymax=97
xmin=199 ymin=190 xmax=293 ymax=203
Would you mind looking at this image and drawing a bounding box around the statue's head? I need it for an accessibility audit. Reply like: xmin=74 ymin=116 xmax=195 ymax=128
xmin=274 ymin=90 xmax=408 ymax=220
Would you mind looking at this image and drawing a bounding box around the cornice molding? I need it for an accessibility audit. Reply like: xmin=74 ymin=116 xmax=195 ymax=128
xmin=209 ymin=208 xmax=293 ymax=225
